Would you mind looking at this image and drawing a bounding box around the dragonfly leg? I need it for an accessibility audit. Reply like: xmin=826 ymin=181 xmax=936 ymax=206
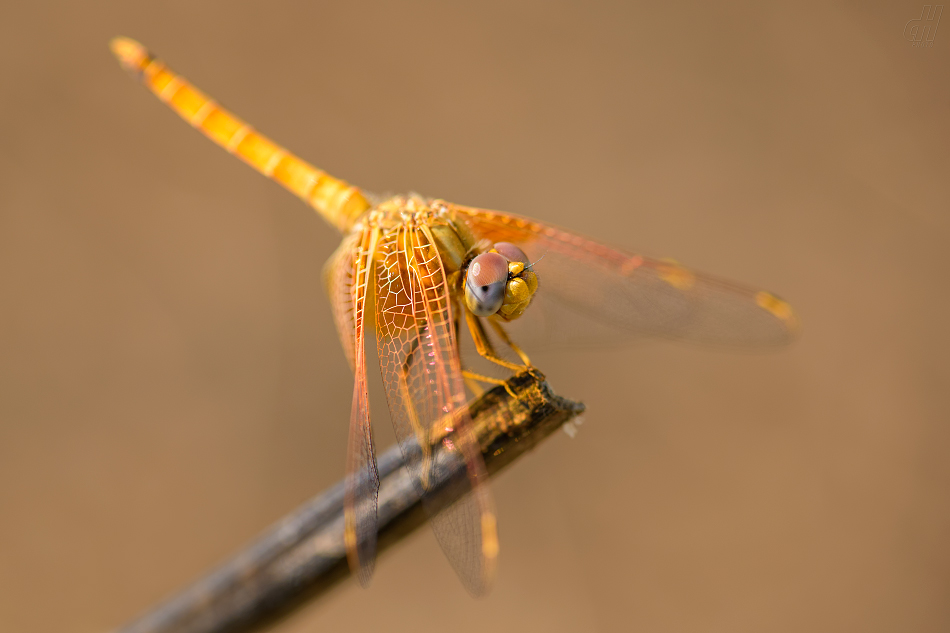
xmin=462 ymin=369 xmax=517 ymax=399
xmin=462 ymin=371 xmax=487 ymax=398
xmin=452 ymin=302 xmax=485 ymax=396
xmin=487 ymin=319 xmax=532 ymax=367
xmin=464 ymin=310 xmax=526 ymax=373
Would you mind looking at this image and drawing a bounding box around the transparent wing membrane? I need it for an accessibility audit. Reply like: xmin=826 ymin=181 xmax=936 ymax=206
xmin=342 ymin=228 xmax=380 ymax=587
xmin=325 ymin=232 xmax=361 ymax=370
xmin=455 ymin=205 xmax=799 ymax=349
xmin=374 ymin=225 xmax=496 ymax=595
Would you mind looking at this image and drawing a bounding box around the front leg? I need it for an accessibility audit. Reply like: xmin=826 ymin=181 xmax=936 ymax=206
xmin=487 ymin=318 xmax=532 ymax=367
xmin=464 ymin=310 xmax=528 ymax=372
xmin=452 ymin=303 xmax=486 ymax=397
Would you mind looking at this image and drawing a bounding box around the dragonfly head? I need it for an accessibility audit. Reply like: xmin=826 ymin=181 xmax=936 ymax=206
xmin=464 ymin=242 xmax=539 ymax=321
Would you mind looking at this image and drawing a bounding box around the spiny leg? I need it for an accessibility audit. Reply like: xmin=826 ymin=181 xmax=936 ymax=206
xmin=448 ymin=298 xmax=493 ymax=397
xmin=451 ymin=304 xmax=481 ymax=396
xmin=487 ymin=318 xmax=532 ymax=367
xmin=461 ymin=369 xmax=512 ymax=395
xmin=462 ymin=374 xmax=486 ymax=398
xmin=464 ymin=310 xmax=527 ymax=373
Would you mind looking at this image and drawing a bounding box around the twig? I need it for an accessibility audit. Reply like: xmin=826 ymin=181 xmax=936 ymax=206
xmin=114 ymin=368 xmax=584 ymax=633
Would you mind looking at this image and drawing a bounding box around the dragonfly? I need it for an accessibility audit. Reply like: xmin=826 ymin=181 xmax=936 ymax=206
xmin=110 ymin=37 xmax=798 ymax=596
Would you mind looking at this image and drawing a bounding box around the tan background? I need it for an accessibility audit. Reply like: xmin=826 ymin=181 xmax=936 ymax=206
xmin=1 ymin=1 xmax=948 ymax=632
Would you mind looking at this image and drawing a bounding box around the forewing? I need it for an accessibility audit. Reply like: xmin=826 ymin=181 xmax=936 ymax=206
xmin=374 ymin=224 xmax=497 ymax=595
xmin=454 ymin=205 xmax=799 ymax=348
xmin=342 ymin=228 xmax=380 ymax=587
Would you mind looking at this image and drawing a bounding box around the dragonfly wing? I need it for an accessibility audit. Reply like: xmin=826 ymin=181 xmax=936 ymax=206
xmin=454 ymin=205 xmax=799 ymax=349
xmin=374 ymin=224 xmax=497 ymax=595
xmin=342 ymin=228 xmax=380 ymax=586
xmin=324 ymin=232 xmax=361 ymax=370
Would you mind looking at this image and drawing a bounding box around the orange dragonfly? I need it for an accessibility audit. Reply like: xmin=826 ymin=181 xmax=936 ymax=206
xmin=110 ymin=37 xmax=798 ymax=596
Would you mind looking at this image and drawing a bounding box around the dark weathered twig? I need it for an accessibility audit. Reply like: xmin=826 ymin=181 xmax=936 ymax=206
xmin=114 ymin=368 xmax=584 ymax=633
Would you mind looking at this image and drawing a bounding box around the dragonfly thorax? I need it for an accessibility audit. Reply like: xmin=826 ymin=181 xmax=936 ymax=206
xmin=361 ymin=195 xmax=540 ymax=321
xmin=368 ymin=194 xmax=446 ymax=227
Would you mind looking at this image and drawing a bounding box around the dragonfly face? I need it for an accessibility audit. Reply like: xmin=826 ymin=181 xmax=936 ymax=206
xmin=463 ymin=251 xmax=509 ymax=316
xmin=111 ymin=37 xmax=798 ymax=597
xmin=461 ymin=240 xmax=539 ymax=320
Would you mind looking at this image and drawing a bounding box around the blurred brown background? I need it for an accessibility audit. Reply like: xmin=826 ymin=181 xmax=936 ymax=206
xmin=1 ymin=1 xmax=948 ymax=632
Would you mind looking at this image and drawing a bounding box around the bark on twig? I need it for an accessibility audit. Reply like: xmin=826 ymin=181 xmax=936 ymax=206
xmin=114 ymin=368 xmax=584 ymax=633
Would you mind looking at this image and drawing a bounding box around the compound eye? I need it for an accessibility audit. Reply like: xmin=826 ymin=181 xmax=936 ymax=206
xmin=464 ymin=252 xmax=508 ymax=316
xmin=494 ymin=242 xmax=529 ymax=265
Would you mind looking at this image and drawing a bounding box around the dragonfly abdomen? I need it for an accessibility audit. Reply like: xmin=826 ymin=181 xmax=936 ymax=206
xmin=110 ymin=37 xmax=370 ymax=233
